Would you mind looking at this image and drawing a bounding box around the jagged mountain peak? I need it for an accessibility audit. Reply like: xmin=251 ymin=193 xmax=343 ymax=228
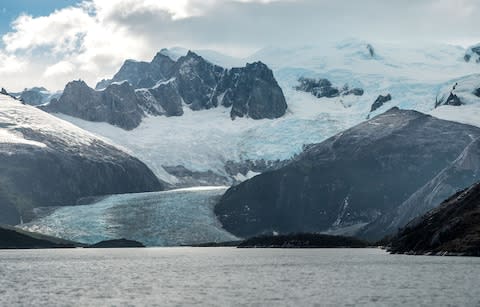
xmin=53 ymin=49 xmax=287 ymax=129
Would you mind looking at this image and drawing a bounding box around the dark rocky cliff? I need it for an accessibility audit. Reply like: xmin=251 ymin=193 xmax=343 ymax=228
xmin=43 ymin=80 xmax=144 ymax=130
xmin=46 ymin=50 xmax=287 ymax=129
xmin=389 ymin=182 xmax=480 ymax=256
xmin=215 ymin=108 xmax=480 ymax=240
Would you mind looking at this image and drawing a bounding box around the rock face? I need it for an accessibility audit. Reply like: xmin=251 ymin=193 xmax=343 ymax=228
xmin=366 ymin=44 xmax=375 ymax=57
xmin=96 ymin=53 xmax=175 ymax=90
xmin=217 ymin=62 xmax=288 ymax=119
xmin=435 ymin=83 xmax=463 ymax=107
xmin=370 ymin=94 xmax=391 ymax=112
xmin=172 ymin=51 xmax=225 ymax=111
xmin=388 ymin=182 xmax=480 ymax=256
xmin=434 ymin=78 xmax=480 ymax=108
xmin=43 ymin=80 xmax=144 ymax=130
xmin=464 ymin=45 xmax=480 ymax=63
xmin=18 ymin=87 xmax=48 ymax=106
xmin=295 ymin=77 xmax=363 ymax=99
xmin=142 ymin=82 xmax=184 ymax=116
xmin=162 ymin=165 xmax=231 ymax=187
xmin=52 ymin=50 xmax=288 ymax=128
xmin=0 ymin=94 xmax=163 ymax=225
xmin=7 ymin=87 xmax=61 ymax=106
xmin=215 ymin=108 xmax=480 ymax=240
xmin=474 ymin=88 xmax=480 ymax=97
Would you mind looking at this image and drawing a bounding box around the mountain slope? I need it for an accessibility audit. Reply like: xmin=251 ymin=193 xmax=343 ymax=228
xmin=0 ymin=225 xmax=81 ymax=249
xmin=215 ymin=108 xmax=480 ymax=239
xmin=0 ymin=93 xmax=163 ymax=225
xmin=45 ymin=51 xmax=287 ymax=130
xmin=362 ymin=137 xmax=480 ymax=238
xmin=389 ymin=182 xmax=480 ymax=256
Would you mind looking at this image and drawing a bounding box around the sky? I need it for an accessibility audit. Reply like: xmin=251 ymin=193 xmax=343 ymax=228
xmin=0 ymin=0 xmax=479 ymax=92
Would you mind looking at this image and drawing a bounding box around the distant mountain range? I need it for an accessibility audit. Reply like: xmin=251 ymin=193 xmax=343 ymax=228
xmin=41 ymin=51 xmax=287 ymax=130
xmin=2 ymin=40 xmax=480 ymax=243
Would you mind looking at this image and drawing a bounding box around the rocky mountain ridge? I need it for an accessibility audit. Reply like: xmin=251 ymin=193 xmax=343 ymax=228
xmin=44 ymin=51 xmax=287 ymax=129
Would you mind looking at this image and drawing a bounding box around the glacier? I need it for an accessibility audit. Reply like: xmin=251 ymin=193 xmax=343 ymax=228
xmin=20 ymin=187 xmax=239 ymax=246
xmin=47 ymin=39 xmax=480 ymax=185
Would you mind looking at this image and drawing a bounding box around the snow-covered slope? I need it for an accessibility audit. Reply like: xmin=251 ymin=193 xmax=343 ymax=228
xmin=0 ymin=93 xmax=162 ymax=224
xmin=49 ymin=40 xmax=480 ymax=186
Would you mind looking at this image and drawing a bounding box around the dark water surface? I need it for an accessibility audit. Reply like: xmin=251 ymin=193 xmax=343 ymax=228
xmin=0 ymin=248 xmax=479 ymax=306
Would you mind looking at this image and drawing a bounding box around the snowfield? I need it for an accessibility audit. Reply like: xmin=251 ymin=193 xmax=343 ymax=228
xmin=49 ymin=39 xmax=480 ymax=184
xmin=0 ymin=94 xmax=117 ymax=150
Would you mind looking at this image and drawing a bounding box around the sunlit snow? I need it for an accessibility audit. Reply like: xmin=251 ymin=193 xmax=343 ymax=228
xmin=0 ymin=94 xmax=117 ymax=149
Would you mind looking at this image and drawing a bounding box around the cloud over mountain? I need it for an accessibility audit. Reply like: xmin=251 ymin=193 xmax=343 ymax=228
xmin=1 ymin=0 xmax=480 ymax=91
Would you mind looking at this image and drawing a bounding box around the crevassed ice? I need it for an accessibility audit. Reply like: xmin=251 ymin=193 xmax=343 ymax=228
xmin=20 ymin=187 xmax=238 ymax=246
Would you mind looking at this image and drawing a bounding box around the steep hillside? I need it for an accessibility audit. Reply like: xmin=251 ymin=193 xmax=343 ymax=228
xmin=0 ymin=93 xmax=163 ymax=225
xmin=389 ymin=182 xmax=480 ymax=256
xmin=215 ymin=108 xmax=480 ymax=239
xmin=42 ymin=42 xmax=480 ymax=187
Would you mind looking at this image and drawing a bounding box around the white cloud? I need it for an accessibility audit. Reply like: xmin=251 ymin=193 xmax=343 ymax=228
xmin=0 ymin=0 xmax=479 ymax=91
xmin=43 ymin=61 xmax=75 ymax=77
xmin=3 ymin=7 xmax=94 ymax=54
xmin=0 ymin=52 xmax=26 ymax=73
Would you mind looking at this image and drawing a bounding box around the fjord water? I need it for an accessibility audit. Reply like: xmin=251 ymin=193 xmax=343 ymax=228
xmin=1 ymin=248 xmax=479 ymax=306
xmin=21 ymin=187 xmax=237 ymax=246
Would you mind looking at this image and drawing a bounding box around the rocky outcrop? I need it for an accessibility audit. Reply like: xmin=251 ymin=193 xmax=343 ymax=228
xmin=43 ymin=80 xmax=144 ymax=130
xmin=237 ymin=233 xmax=368 ymax=248
xmin=216 ymin=62 xmax=288 ymax=119
xmin=162 ymin=165 xmax=231 ymax=187
xmin=52 ymin=51 xmax=286 ymax=128
xmin=136 ymin=82 xmax=184 ymax=117
xmin=464 ymin=45 xmax=480 ymax=63
xmin=388 ymin=182 xmax=480 ymax=256
xmin=366 ymin=44 xmax=375 ymax=57
xmin=215 ymin=108 xmax=480 ymax=240
xmin=295 ymin=77 xmax=364 ymax=99
xmin=435 ymin=83 xmax=463 ymax=107
xmin=87 ymin=238 xmax=145 ymax=248
xmin=162 ymin=159 xmax=291 ymax=188
xmin=0 ymin=226 xmax=80 ymax=249
xmin=0 ymin=94 xmax=163 ymax=225
xmin=172 ymin=51 xmax=225 ymax=111
xmin=7 ymin=87 xmax=62 ymax=106
xmin=435 ymin=77 xmax=480 ymax=109
xmin=474 ymin=88 xmax=480 ymax=97
xmin=370 ymin=94 xmax=391 ymax=112
xmin=96 ymin=52 xmax=175 ymax=90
